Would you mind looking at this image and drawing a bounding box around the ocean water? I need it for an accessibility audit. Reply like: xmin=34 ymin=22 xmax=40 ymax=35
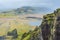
xmin=29 ymin=19 xmax=42 ymax=26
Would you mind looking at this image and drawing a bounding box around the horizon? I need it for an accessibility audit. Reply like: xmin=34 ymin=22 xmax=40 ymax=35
xmin=0 ymin=0 xmax=60 ymax=12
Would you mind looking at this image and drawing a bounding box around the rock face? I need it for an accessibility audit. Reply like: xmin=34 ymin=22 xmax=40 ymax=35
xmin=54 ymin=9 xmax=60 ymax=40
xmin=29 ymin=8 xmax=60 ymax=40
xmin=41 ymin=13 xmax=55 ymax=40
xmin=29 ymin=27 xmax=43 ymax=40
xmin=55 ymin=17 xmax=60 ymax=40
xmin=7 ymin=29 xmax=18 ymax=39
xmin=41 ymin=8 xmax=60 ymax=40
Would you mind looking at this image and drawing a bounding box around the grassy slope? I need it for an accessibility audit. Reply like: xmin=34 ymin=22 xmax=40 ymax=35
xmin=0 ymin=14 xmax=35 ymax=40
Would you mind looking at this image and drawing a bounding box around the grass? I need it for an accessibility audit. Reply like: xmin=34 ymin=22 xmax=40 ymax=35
xmin=0 ymin=14 xmax=36 ymax=40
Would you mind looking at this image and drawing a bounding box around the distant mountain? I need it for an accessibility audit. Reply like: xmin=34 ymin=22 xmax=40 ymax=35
xmin=0 ymin=6 xmax=51 ymax=15
xmin=15 ymin=6 xmax=51 ymax=14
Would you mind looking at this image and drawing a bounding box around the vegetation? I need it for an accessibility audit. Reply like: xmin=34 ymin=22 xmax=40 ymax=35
xmin=0 ymin=7 xmax=60 ymax=40
xmin=28 ymin=8 xmax=60 ymax=40
xmin=0 ymin=14 xmax=35 ymax=40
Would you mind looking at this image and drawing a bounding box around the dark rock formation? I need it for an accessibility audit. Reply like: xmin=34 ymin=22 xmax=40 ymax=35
xmin=29 ymin=8 xmax=60 ymax=40
xmin=7 ymin=29 xmax=18 ymax=39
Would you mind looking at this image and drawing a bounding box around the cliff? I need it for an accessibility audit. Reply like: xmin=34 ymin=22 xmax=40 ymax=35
xmin=27 ymin=8 xmax=60 ymax=40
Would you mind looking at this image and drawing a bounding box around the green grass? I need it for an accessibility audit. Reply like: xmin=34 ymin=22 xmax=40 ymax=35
xmin=0 ymin=13 xmax=35 ymax=40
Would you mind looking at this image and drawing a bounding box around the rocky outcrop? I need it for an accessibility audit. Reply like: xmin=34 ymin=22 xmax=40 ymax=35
xmin=29 ymin=8 xmax=60 ymax=40
xmin=7 ymin=29 xmax=18 ymax=39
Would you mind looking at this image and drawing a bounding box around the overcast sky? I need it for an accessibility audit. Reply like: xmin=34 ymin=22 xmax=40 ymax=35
xmin=0 ymin=0 xmax=60 ymax=11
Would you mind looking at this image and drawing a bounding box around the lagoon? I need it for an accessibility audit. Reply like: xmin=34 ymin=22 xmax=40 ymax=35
xmin=29 ymin=19 xmax=42 ymax=26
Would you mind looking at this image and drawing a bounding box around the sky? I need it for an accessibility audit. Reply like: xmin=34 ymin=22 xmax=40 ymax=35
xmin=0 ymin=0 xmax=60 ymax=11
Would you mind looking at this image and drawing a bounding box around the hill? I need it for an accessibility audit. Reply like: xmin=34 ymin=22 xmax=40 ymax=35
xmin=0 ymin=6 xmax=51 ymax=15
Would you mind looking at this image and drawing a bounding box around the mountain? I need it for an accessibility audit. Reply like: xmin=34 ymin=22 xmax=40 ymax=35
xmin=15 ymin=6 xmax=51 ymax=14
xmin=0 ymin=6 xmax=51 ymax=15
